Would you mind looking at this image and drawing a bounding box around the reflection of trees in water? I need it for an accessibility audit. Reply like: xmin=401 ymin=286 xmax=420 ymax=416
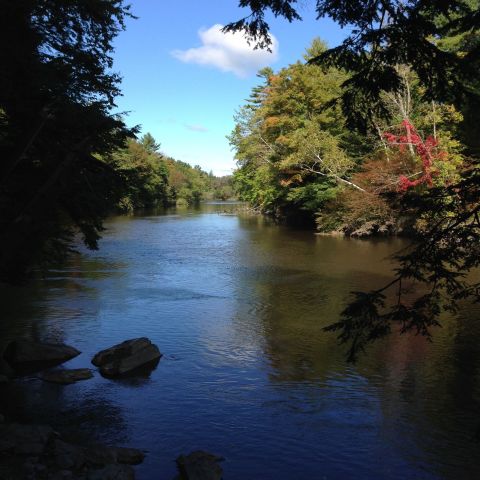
xmin=229 ymin=224 xmax=480 ymax=478
xmin=229 ymin=233 xmax=398 ymax=386
xmin=0 ymin=254 xmax=126 ymax=350
xmin=370 ymin=310 xmax=480 ymax=479
xmin=256 ymin=276 xmax=480 ymax=476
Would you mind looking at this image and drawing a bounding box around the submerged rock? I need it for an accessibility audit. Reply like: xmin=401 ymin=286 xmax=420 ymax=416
xmin=92 ymin=337 xmax=162 ymax=377
xmin=113 ymin=447 xmax=146 ymax=465
xmin=3 ymin=339 xmax=80 ymax=373
xmin=0 ymin=423 xmax=56 ymax=456
xmin=85 ymin=444 xmax=117 ymax=466
xmin=39 ymin=368 xmax=94 ymax=385
xmin=85 ymin=445 xmax=145 ymax=466
xmin=175 ymin=451 xmax=224 ymax=480
xmin=0 ymin=357 xmax=14 ymax=378
xmin=87 ymin=464 xmax=135 ymax=480
xmin=50 ymin=439 xmax=87 ymax=470
xmin=49 ymin=470 xmax=75 ymax=480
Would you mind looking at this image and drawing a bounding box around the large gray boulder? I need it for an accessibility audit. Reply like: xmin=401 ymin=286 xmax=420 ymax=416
xmin=3 ymin=339 xmax=80 ymax=373
xmin=92 ymin=338 xmax=162 ymax=377
xmin=175 ymin=451 xmax=224 ymax=480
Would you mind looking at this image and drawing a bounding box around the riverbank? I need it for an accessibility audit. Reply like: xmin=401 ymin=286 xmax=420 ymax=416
xmin=254 ymin=204 xmax=415 ymax=238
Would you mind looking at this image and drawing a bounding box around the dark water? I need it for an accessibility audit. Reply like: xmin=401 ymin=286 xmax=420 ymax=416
xmin=1 ymin=203 xmax=480 ymax=479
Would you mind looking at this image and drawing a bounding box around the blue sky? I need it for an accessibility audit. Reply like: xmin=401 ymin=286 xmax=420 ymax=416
xmin=113 ymin=1 xmax=348 ymax=176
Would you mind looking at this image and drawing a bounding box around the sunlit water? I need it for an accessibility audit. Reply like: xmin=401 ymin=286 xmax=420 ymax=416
xmin=1 ymin=203 xmax=480 ymax=479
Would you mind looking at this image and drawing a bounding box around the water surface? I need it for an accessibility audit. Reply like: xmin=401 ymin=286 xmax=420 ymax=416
xmin=1 ymin=203 xmax=480 ymax=479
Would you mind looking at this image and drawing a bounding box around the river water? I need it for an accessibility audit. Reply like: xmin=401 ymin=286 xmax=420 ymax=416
xmin=1 ymin=203 xmax=480 ymax=479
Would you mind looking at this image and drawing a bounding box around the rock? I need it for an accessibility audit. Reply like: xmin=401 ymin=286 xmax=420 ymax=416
xmin=377 ymin=220 xmax=396 ymax=236
xmin=92 ymin=338 xmax=162 ymax=377
xmin=350 ymin=221 xmax=377 ymax=238
xmin=0 ymin=436 xmax=14 ymax=453
xmin=0 ymin=423 xmax=143 ymax=480
xmin=85 ymin=444 xmax=117 ymax=466
xmin=39 ymin=368 xmax=94 ymax=385
xmin=113 ymin=447 xmax=146 ymax=465
xmin=0 ymin=357 xmax=14 ymax=378
xmin=49 ymin=470 xmax=74 ymax=480
xmin=85 ymin=444 xmax=145 ymax=466
xmin=87 ymin=464 xmax=135 ymax=480
xmin=50 ymin=439 xmax=87 ymax=470
xmin=176 ymin=451 xmax=224 ymax=480
xmin=22 ymin=456 xmax=39 ymax=474
xmin=3 ymin=339 xmax=80 ymax=373
xmin=0 ymin=423 xmax=55 ymax=456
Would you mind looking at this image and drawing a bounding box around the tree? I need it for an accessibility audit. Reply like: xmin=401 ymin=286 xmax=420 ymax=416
xmin=0 ymin=0 xmax=134 ymax=281
xmin=163 ymin=158 xmax=211 ymax=206
xmin=227 ymin=1 xmax=480 ymax=134
xmin=230 ymin=40 xmax=369 ymax=223
xmin=228 ymin=0 xmax=480 ymax=360
xmin=107 ymin=135 xmax=169 ymax=212
xmin=140 ymin=133 xmax=161 ymax=154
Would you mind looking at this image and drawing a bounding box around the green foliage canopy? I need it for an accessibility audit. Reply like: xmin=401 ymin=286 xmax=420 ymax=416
xmin=229 ymin=40 xmax=367 ymax=222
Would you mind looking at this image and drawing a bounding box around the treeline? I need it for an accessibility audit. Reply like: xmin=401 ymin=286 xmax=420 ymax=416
xmin=229 ymin=37 xmax=475 ymax=236
xmin=105 ymin=132 xmax=234 ymax=212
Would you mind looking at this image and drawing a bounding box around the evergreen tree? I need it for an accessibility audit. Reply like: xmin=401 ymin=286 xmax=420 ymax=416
xmin=0 ymin=0 xmax=134 ymax=281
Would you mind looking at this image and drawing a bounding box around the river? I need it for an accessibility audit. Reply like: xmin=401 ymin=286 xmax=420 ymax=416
xmin=1 ymin=203 xmax=479 ymax=479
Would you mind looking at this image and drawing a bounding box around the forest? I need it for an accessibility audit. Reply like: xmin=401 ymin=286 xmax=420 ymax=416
xmin=103 ymin=132 xmax=234 ymax=213
xmin=229 ymin=36 xmax=475 ymax=236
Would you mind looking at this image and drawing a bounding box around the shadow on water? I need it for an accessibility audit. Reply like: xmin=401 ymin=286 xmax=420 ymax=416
xmin=0 ymin=379 xmax=129 ymax=445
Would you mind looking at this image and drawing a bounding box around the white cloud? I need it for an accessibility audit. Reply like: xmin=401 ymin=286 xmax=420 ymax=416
xmin=184 ymin=123 xmax=209 ymax=132
xmin=171 ymin=24 xmax=278 ymax=77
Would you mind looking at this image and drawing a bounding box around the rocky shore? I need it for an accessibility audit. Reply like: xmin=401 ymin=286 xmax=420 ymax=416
xmin=0 ymin=420 xmax=143 ymax=479
xmin=0 ymin=338 xmax=224 ymax=479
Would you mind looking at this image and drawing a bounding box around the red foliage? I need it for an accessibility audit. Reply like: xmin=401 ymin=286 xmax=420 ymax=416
xmin=383 ymin=120 xmax=443 ymax=191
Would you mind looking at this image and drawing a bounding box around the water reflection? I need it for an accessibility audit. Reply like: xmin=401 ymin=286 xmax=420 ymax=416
xmin=0 ymin=203 xmax=479 ymax=479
